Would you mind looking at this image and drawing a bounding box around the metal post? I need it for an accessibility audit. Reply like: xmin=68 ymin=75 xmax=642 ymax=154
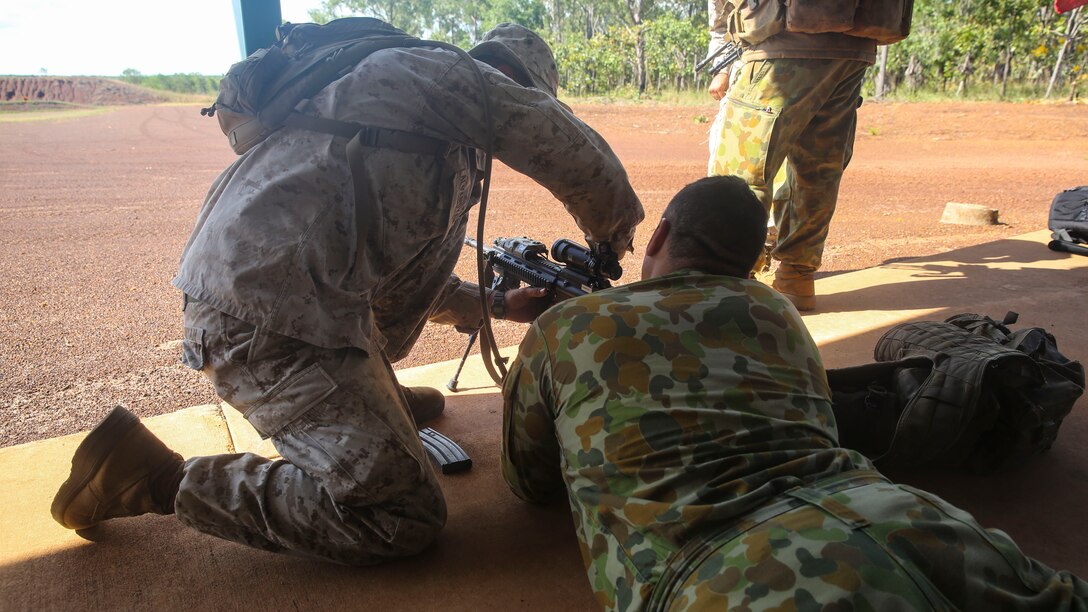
xmin=232 ymin=0 xmax=282 ymax=58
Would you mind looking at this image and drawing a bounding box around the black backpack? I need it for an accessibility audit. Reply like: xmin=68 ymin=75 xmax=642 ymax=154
xmin=827 ymin=312 xmax=1084 ymax=472
xmin=201 ymin=17 xmax=446 ymax=155
xmin=1048 ymin=186 xmax=1088 ymax=256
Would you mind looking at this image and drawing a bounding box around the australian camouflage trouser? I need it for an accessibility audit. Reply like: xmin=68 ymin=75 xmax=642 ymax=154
xmin=709 ymin=58 xmax=868 ymax=273
xmin=174 ymin=298 xmax=446 ymax=565
xmin=649 ymin=471 xmax=1087 ymax=611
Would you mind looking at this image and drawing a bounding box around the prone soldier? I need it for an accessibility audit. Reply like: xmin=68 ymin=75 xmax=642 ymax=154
xmin=501 ymin=176 xmax=1087 ymax=611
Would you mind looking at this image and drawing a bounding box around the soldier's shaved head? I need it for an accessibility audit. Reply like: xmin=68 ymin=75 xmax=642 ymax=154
xmin=661 ymin=176 xmax=768 ymax=277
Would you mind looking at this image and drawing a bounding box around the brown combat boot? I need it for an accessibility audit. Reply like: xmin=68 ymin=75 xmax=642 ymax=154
xmin=51 ymin=406 xmax=185 ymax=530
xmin=400 ymin=386 xmax=446 ymax=426
xmin=772 ymin=263 xmax=816 ymax=311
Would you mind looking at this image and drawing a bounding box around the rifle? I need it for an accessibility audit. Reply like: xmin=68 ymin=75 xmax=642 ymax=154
xmin=447 ymin=236 xmax=622 ymax=391
xmin=697 ymin=41 xmax=743 ymax=75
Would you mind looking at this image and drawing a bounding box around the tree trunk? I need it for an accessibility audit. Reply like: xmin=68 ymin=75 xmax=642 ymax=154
xmin=1000 ymin=43 xmax=1012 ymax=99
xmin=905 ymin=54 xmax=922 ymax=92
xmin=1046 ymin=7 xmax=1082 ymax=98
xmin=635 ymin=28 xmax=647 ymax=94
xmin=875 ymin=45 xmax=889 ymax=100
xmin=624 ymin=0 xmax=647 ymax=95
xmin=956 ymin=52 xmax=973 ymax=97
xmin=550 ymin=0 xmax=563 ymax=42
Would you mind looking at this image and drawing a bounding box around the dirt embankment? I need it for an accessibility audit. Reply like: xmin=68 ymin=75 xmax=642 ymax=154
xmin=0 ymin=76 xmax=166 ymax=106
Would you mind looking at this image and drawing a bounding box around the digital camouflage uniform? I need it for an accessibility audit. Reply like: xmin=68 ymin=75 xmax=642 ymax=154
xmin=172 ymin=33 xmax=644 ymax=564
xmin=707 ymin=0 xmax=875 ymax=274
xmin=501 ymin=270 xmax=1088 ymax=610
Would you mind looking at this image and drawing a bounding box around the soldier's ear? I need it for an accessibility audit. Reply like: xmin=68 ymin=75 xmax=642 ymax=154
xmin=493 ymin=62 xmax=533 ymax=87
xmin=644 ymin=217 xmax=670 ymax=258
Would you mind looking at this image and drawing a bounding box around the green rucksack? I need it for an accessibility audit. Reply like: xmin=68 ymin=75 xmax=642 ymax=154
xmin=201 ymin=17 xmax=437 ymax=154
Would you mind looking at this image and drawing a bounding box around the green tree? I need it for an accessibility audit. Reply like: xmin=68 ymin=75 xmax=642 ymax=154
xmin=312 ymin=0 xmax=436 ymax=35
xmin=293 ymin=0 xmax=1084 ymax=100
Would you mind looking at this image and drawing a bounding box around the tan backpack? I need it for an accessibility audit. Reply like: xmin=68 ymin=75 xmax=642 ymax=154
xmin=728 ymin=0 xmax=914 ymax=47
xmin=201 ymin=17 xmax=436 ymax=155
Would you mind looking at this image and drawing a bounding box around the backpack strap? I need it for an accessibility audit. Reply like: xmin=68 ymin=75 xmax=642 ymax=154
xmin=283 ymin=112 xmax=451 ymax=157
xmin=336 ymin=115 xmax=461 ymax=288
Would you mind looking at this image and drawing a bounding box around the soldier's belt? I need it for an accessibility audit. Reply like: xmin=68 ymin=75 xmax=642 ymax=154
xmin=646 ymin=469 xmax=887 ymax=611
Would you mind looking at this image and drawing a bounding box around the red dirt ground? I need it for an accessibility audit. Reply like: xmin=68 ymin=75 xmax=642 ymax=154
xmin=1 ymin=100 xmax=1086 ymax=446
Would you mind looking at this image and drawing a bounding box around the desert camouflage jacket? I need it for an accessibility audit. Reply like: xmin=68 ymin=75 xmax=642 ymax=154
xmin=501 ymin=269 xmax=872 ymax=610
xmin=174 ymin=46 xmax=643 ymax=360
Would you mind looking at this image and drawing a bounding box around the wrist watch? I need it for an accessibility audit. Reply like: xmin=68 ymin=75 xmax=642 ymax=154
xmin=490 ymin=290 xmax=507 ymax=320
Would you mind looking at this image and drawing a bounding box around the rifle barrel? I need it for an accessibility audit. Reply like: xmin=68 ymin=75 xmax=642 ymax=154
xmin=708 ymin=46 xmax=743 ymax=76
xmin=696 ymin=41 xmax=734 ymax=72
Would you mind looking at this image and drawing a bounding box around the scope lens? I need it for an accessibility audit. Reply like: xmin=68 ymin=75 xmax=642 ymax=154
xmin=551 ymin=239 xmax=591 ymax=268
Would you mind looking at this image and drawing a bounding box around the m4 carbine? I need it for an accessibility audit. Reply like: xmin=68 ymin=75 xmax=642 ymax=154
xmin=697 ymin=41 xmax=743 ymax=75
xmin=466 ymin=235 xmax=621 ymax=298
xmin=447 ymin=236 xmax=622 ymax=391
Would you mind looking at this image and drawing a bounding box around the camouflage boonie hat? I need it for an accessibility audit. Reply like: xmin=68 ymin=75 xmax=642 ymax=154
xmin=469 ymin=23 xmax=560 ymax=97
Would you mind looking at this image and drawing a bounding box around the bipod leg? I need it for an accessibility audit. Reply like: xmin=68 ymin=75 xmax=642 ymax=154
xmin=447 ymin=330 xmax=479 ymax=392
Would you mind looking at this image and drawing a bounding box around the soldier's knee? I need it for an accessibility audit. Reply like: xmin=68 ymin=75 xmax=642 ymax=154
xmin=336 ymin=488 xmax=447 ymax=565
xmin=384 ymin=501 xmax=447 ymax=558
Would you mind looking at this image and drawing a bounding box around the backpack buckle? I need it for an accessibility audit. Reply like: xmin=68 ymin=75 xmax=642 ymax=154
xmin=358 ymin=127 xmax=380 ymax=147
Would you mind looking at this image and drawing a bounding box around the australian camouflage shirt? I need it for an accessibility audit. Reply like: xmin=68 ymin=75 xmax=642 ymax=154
xmin=174 ymin=45 xmax=643 ymax=361
xmin=501 ymin=270 xmax=872 ymax=611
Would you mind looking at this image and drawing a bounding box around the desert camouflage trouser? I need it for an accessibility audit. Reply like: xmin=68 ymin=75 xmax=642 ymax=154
xmin=650 ymin=471 xmax=1087 ymax=611
xmin=174 ymin=299 xmax=446 ymax=565
xmin=709 ymin=58 xmax=867 ymax=274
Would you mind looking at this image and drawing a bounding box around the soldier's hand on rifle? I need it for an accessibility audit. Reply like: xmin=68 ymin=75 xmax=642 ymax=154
xmin=708 ymin=71 xmax=731 ymax=101
xmin=494 ymin=287 xmax=551 ymax=323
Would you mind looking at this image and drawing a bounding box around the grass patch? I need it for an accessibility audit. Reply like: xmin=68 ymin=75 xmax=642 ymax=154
xmin=866 ymin=81 xmax=1085 ymax=104
xmin=562 ymin=86 xmax=716 ymax=107
xmin=565 ymin=79 xmax=1085 ymax=106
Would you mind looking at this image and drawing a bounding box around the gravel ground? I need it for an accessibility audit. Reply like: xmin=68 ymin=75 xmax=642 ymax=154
xmin=2 ymin=100 xmax=1086 ymax=447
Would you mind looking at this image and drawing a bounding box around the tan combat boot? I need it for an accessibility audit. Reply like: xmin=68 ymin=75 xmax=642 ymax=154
xmin=400 ymin=386 xmax=446 ymax=426
xmin=772 ymin=263 xmax=816 ymax=311
xmin=52 ymin=406 xmax=185 ymax=530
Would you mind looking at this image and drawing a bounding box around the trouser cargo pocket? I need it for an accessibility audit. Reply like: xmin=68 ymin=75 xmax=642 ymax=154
xmin=243 ymin=363 xmax=339 ymax=439
xmin=181 ymin=326 xmax=206 ymax=371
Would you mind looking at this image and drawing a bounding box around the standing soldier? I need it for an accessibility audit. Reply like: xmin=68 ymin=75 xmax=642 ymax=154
xmin=707 ymin=0 xmax=911 ymax=310
xmin=51 ymin=23 xmax=644 ymax=565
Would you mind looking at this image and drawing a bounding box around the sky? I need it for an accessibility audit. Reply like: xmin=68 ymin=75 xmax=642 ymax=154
xmin=0 ymin=0 xmax=326 ymax=76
